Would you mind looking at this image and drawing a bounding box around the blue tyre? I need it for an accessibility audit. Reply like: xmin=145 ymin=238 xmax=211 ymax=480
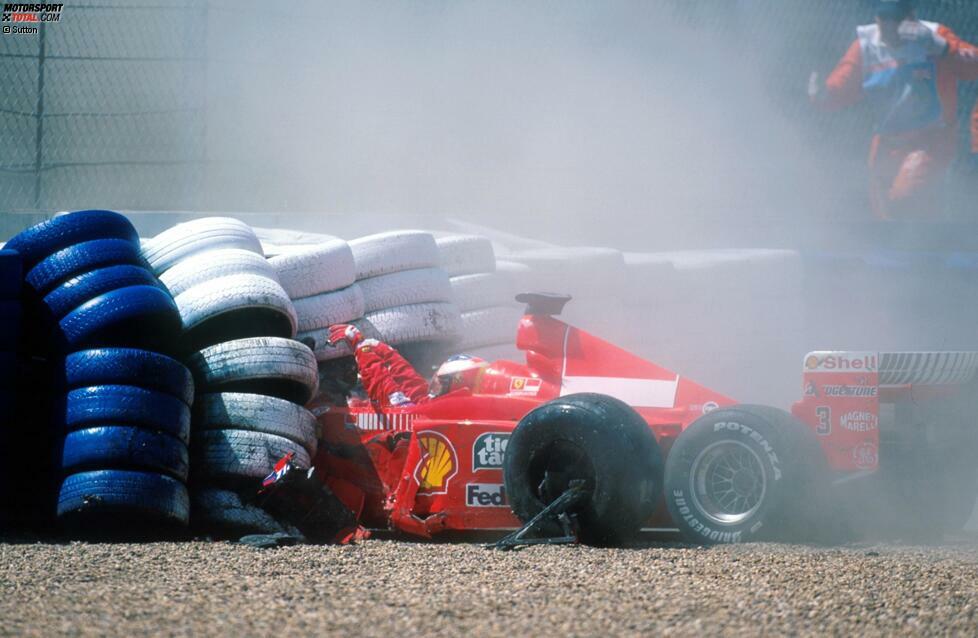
xmin=0 ymin=300 xmax=21 ymax=351
xmin=57 ymin=469 xmax=189 ymax=528
xmin=0 ymin=249 xmax=23 ymax=299
xmin=58 ymin=285 xmax=181 ymax=352
xmin=61 ymin=426 xmax=189 ymax=481
xmin=62 ymin=385 xmax=191 ymax=444
xmin=26 ymin=238 xmax=145 ymax=296
xmin=43 ymin=264 xmax=162 ymax=319
xmin=5 ymin=210 xmax=138 ymax=269
xmin=64 ymin=348 xmax=194 ymax=406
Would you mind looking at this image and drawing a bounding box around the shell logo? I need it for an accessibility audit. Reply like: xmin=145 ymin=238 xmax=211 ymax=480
xmin=805 ymin=355 xmax=820 ymax=370
xmin=415 ymin=431 xmax=458 ymax=494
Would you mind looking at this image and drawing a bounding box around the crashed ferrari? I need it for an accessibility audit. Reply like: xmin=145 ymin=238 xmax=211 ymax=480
xmin=307 ymin=293 xmax=978 ymax=545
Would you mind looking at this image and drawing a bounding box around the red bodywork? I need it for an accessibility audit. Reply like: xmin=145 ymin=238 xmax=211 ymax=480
xmin=312 ymin=311 xmax=976 ymax=536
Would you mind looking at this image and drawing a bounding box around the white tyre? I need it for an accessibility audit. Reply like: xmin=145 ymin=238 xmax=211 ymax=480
xmin=455 ymin=306 xmax=522 ymax=350
xmin=192 ymin=488 xmax=298 ymax=537
xmin=142 ymin=217 xmax=263 ymax=275
xmin=349 ymin=231 xmax=438 ymax=279
xmin=192 ymin=392 xmax=317 ymax=456
xmin=268 ymin=240 xmax=356 ymax=299
xmin=360 ymin=302 xmax=462 ymax=345
xmin=450 ymin=272 xmax=515 ymax=312
xmin=360 ymin=268 xmax=452 ymax=314
xmin=159 ymin=248 xmax=277 ymax=299
xmin=292 ymin=284 xmax=365 ymax=333
xmin=436 ymin=234 xmax=496 ymax=276
xmin=192 ymin=429 xmax=311 ymax=483
xmin=186 ymin=337 xmax=318 ymax=405
xmin=175 ymin=273 xmax=298 ymax=350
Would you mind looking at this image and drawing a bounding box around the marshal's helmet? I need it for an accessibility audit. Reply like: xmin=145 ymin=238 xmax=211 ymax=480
xmin=430 ymin=354 xmax=489 ymax=397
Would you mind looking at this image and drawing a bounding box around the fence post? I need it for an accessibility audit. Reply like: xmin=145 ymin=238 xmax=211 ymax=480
xmin=33 ymin=21 xmax=46 ymax=211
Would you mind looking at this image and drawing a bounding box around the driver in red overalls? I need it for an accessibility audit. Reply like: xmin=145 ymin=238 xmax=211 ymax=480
xmin=810 ymin=0 xmax=978 ymax=220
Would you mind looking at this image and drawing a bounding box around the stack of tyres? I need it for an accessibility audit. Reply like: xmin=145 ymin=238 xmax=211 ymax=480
xmin=344 ymin=231 xmax=462 ymax=373
xmin=0 ymin=250 xmax=24 ymax=526
xmin=142 ymin=217 xmax=316 ymax=537
xmin=4 ymin=210 xmax=189 ymax=533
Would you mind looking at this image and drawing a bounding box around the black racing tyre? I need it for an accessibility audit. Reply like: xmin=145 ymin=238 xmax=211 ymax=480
xmin=25 ymin=238 xmax=144 ymax=296
xmin=664 ymin=404 xmax=823 ymax=545
xmin=0 ymin=249 xmax=23 ymax=298
xmin=60 ymin=426 xmax=189 ymax=482
xmin=43 ymin=264 xmax=162 ymax=319
xmin=57 ymin=469 xmax=189 ymax=529
xmin=62 ymin=385 xmax=191 ymax=444
xmin=6 ymin=210 xmax=138 ymax=269
xmin=504 ymin=393 xmax=663 ymax=546
xmin=58 ymin=285 xmax=181 ymax=352
xmin=0 ymin=300 xmax=22 ymax=351
xmin=64 ymin=348 xmax=194 ymax=406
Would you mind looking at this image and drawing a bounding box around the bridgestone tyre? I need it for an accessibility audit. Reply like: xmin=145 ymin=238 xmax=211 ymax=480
xmin=192 ymin=392 xmax=317 ymax=456
xmin=63 ymin=385 xmax=191 ymax=444
xmin=61 ymin=426 xmax=190 ymax=481
xmin=191 ymin=488 xmax=296 ymax=538
xmin=292 ymin=284 xmax=365 ymax=333
xmin=187 ymin=337 xmax=318 ymax=405
xmin=43 ymin=265 xmax=162 ymax=319
xmin=174 ymin=274 xmax=297 ymax=352
xmin=359 ymin=268 xmax=452 ymax=314
xmin=359 ymin=302 xmax=462 ymax=345
xmin=504 ymin=393 xmax=663 ymax=545
xmin=58 ymin=285 xmax=182 ymax=352
xmin=64 ymin=348 xmax=194 ymax=406
xmin=450 ymin=273 xmax=514 ymax=312
xmin=6 ymin=210 xmax=138 ymax=269
xmin=349 ymin=231 xmax=438 ymax=279
xmin=141 ymin=217 xmax=263 ymax=275
xmin=663 ymin=404 xmax=821 ymax=545
xmin=191 ymin=429 xmax=311 ymax=484
xmin=268 ymin=240 xmax=356 ymax=299
xmin=57 ymin=469 xmax=189 ymax=527
xmin=25 ymin=238 xmax=145 ymax=295
xmin=0 ymin=249 xmax=23 ymax=298
xmin=159 ymin=248 xmax=278 ymax=299
xmin=455 ymin=306 xmax=521 ymax=350
xmin=436 ymin=234 xmax=496 ymax=276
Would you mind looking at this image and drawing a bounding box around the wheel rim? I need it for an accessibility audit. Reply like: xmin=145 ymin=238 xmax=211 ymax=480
xmin=689 ymin=440 xmax=767 ymax=526
xmin=528 ymin=439 xmax=595 ymax=506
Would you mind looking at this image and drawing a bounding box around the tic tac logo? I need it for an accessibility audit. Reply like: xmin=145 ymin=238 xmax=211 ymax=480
xmin=414 ymin=431 xmax=457 ymax=495
xmin=472 ymin=432 xmax=509 ymax=471
xmin=466 ymin=483 xmax=507 ymax=507
xmin=805 ymin=353 xmax=877 ymax=373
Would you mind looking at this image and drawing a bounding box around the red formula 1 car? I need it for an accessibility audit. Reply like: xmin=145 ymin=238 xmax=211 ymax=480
xmin=311 ymin=293 xmax=978 ymax=545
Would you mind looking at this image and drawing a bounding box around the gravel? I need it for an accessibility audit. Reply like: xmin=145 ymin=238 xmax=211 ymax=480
xmin=2 ymin=538 xmax=978 ymax=636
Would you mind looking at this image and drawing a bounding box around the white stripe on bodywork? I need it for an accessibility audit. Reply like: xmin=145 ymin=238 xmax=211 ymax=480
xmin=559 ymin=375 xmax=679 ymax=408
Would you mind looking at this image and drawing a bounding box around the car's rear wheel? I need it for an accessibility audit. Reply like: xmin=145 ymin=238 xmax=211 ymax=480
xmin=665 ymin=404 xmax=824 ymax=544
xmin=503 ymin=393 xmax=663 ymax=546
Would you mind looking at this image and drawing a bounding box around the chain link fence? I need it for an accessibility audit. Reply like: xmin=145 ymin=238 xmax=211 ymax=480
xmin=0 ymin=0 xmax=975 ymax=217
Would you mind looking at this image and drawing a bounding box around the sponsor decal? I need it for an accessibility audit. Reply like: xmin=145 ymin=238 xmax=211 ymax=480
xmin=672 ymin=490 xmax=745 ymax=543
xmin=702 ymin=401 xmax=719 ymax=414
xmin=839 ymin=410 xmax=878 ymax=432
xmin=823 ymin=385 xmax=878 ymax=398
xmin=509 ymin=376 xmax=542 ymax=396
xmin=805 ymin=381 xmax=818 ymax=397
xmin=466 ymin=483 xmax=508 ymax=507
xmin=852 ymin=442 xmax=878 ymax=469
xmin=414 ymin=431 xmax=457 ymax=495
xmin=472 ymin=432 xmax=509 ymax=471
xmin=805 ymin=353 xmax=877 ymax=372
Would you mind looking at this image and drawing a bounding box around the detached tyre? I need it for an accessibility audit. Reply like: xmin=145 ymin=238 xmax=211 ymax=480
xmin=504 ymin=393 xmax=662 ymax=546
xmin=664 ymin=404 xmax=820 ymax=544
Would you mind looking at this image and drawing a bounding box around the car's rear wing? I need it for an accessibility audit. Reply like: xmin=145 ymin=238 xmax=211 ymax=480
xmin=793 ymin=351 xmax=978 ymax=473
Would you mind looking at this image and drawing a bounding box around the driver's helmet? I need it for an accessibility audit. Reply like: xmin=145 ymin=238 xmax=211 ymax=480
xmin=430 ymin=354 xmax=489 ymax=397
